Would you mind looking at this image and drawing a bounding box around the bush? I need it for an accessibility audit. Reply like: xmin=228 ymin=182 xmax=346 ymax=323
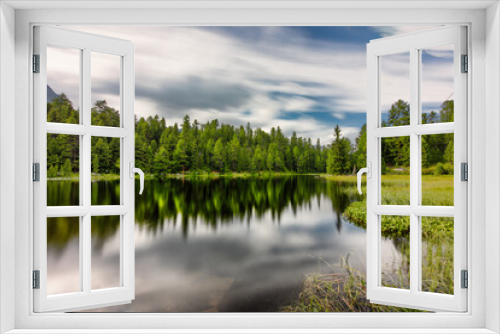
xmin=443 ymin=162 xmax=454 ymax=175
xmin=425 ymin=163 xmax=454 ymax=176
xmin=433 ymin=163 xmax=445 ymax=176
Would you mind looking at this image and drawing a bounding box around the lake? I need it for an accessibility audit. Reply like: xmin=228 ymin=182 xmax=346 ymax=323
xmin=46 ymin=175 xmax=404 ymax=312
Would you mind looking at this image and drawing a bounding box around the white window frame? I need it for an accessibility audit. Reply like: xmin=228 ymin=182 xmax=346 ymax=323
xmin=33 ymin=26 xmax=136 ymax=313
xmin=366 ymin=26 xmax=467 ymax=312
xmin=1 ymin=2 xmax=499 ymax=333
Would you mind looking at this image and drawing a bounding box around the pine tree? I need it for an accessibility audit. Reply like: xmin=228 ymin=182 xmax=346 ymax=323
xmin=174 ymin=139 xmax=188 ymax=174
xmin=46 ymin=96 xmax=456 ymax=178
xmin=252 ymin=146 xmax=263 ymax=172
xmin=47 ymin=164 xmax=58 ymax=178
xmin=266 ymin=149 xmax=275 ymax=171
xmin=61 ymin=158 xmax=73 ymax=176
xmin=229 ymin=134 xmax=240 ymax=171
xmin=154 ymin=145 xmax=170 ymax=177
xmin=213 ymin=138 xmax=225 ymax=172
xmin=292 ymin=146 xmax=300 ymax=172
xmin=355 ymin=124 xmax=367 ymax=170
xmin=444 ymin=139 xmax=454 ymax=163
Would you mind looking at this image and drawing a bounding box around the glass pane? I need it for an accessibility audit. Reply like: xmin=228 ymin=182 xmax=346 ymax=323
xmin=47 ymin=134 xmax=80 ymax=206
xmin=47 ymin=217 xmax=80 ymax=295
xmin=380 ymin=52 xmax=410 ymax=127
xmin=47 ymin=45 xmax=80 ymax=124
xmin=421 ymin=134 xmax=454 ymax=206
xmin=91 ymin=52 xmax=121 ymax=127
xmin=421 ymin=45 xmax=454 ymax=124
xmin=91 ymin=216 xmax=121 ymax=290
xmin=380 ymin=215 xmax=410 ymax=289
xmin=381 ymin=137 xmax=410 ymax=205
xmin=421 ymin=217 xmax=454 ymax=294
xmin=91 ymin=136 xmax=121 ymax=206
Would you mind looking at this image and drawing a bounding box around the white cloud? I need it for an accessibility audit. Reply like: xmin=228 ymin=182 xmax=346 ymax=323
xmin=333 ymin=112 xmax=346 ymax=120
xmin=56 ymin=26 xmax=447 ymax=138
xmin=63 ymin=26 xmax=370 ymax=121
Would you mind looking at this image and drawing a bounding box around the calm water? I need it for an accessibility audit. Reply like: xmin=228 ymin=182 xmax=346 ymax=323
xmin=47 ymin=176 xmax=402 ymax=312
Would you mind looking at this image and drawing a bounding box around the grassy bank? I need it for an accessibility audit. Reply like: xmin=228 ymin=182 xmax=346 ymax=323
xmin=281 ymin=256 xmax=421 ymax=312
xmin=48 ymin=174 xmax=121 ymax=181
xmin=144 ymin=171 xmax=321 ymax=179
xmin=323 ymin=174 xmax=454 ymax=206
xmin=282 ymin=174 xmax=454 ymax=312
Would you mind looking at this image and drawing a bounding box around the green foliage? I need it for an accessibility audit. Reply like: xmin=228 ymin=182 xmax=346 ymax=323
xmin=434 ymin=162 xmax=446 ymax=176
xmin=387 ymin=99 xmax=410 ymax=126
xmin=47 ymin=164 xmax=58 ymax=178
xmin=47 ymin=94 xmax=454 ymax=180
xmin=60 ymin=159 xmax=73 ymax=177
xmin=382 ymin=100 xmax=454 ymax=172
xmin=344 ymin=201 xmax=452 ymax=239
xmin=326 ymin=125 xmax=352 ymax=175
xmin=47 ymin=98 xmax=121 ymax=177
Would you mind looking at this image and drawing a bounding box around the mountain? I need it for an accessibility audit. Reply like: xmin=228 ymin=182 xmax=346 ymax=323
xmin=47 ymin=85 xmax=58 ymax=103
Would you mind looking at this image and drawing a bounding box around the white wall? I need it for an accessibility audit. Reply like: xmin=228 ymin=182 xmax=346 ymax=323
xmin=0 ymin=2 xmax=16 ymax=334
xmin=485 ymin=2 xmax=500 ymax=333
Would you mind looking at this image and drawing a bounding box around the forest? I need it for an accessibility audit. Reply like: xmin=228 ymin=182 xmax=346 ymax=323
xmin=46 ymin=93 xmax=454 ymax=177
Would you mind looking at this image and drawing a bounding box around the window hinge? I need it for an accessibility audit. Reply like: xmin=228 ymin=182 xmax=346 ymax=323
xmin=33 ymin=54 xmax=40 ymax=73
xmin=33 ymin=163 xmax=40 ymax=182
xmin=461 ymin=270 xmax=468 ymax=289
xmin=461 ymin=54 xmax=468 ymax=73
xmin=461 ymin=162 xmax=468 ymax=182
xmin=33 ymin=270 xmax=40 ymax=289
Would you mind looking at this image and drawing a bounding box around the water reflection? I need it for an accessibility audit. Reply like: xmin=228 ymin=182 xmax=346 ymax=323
xmin=46 ymin=176 xmax=402 ymax=312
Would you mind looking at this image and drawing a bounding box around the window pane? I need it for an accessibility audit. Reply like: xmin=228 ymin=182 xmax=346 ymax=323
xmin=91 ymin=216 xmax=121 ymax=290
xmin=421 ymin=217 xmax=454 ymax=294
xmin=47 ymin=134 xmax=80 ymax=206
xmin=47 ymin=217 xmax=80 ymax=295
xmin=91 ymin=52 xmax=121 ymax=127
xmin=421 ymin=134 xmax=454 ymax=206
xmin=381 ymin=137 xmax=410 ymax=205
xmin=380 ymin=215 xmax=410 ymax=289
xmin=91 ymin=136 xmax=121 ymax=206
xmin=421 ymin=45 xmax=454 ymax=124
xmin=380 ymin=52 xmax=410 ymax=127
xmin=47 ymin=45 xmax=80 ymax=124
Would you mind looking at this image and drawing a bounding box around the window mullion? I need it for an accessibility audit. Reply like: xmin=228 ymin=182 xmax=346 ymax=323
xmin=409 ymin=47 xmax=420 ymax=294
xmin=81 ymin=48 xmax=92 ymax=294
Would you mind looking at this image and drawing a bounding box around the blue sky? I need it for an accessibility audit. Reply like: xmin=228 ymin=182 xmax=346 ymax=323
xmin=51 ymin=26 xmax=451 ymax=144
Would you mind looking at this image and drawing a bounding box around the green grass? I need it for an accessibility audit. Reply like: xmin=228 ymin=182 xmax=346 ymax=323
xmin=282 ymin=174 xmax=455 ymax=312
xmin=281 ymin=255 xmax=422 ymax=313
xmin=48 ymin=174 xmax=121 ymax=181
xmin=323 ymin=174 xmax=454 ymax=206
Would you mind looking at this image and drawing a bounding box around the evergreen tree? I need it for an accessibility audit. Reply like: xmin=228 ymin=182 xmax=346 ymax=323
xmin=229 ymin=134 xmax=240 ymax=171
xmin=174 ymin=139 xmax=188 ymax=173
xmin=45 ymin=92 xmax=456 ymax=178
xmin=61 ymin=158 xmax=72 ymax=177
xmin=213 ymin=138 xmax=225 ymax=171
xmin=355 ymin=124 xmax=367 ymax=170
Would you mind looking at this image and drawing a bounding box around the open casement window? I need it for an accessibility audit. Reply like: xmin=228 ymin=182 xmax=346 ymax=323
xmin=364 ymin=26 xmax=467 ymax=312
xmin=33 ymin=26 xmax=140 ymax=312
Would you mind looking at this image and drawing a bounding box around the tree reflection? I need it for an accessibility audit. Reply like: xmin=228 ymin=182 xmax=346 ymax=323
xmin=47 ymin=176 xmax=355 ymax=249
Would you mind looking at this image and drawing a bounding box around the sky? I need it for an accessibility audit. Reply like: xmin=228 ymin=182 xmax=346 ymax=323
xmin=47 ymin=26 xmax=453 ymax=145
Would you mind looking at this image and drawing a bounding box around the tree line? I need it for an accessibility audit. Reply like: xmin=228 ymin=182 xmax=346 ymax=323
xmin=46 ymin=93 xmax=454 ymax=177
xmin=380 ymin=99 xmax=454 ymax=174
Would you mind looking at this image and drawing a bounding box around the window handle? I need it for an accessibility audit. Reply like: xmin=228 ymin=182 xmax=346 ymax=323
xmin=357 ymin=162 xmax=371 ymax=195
xmin=129 ymin=162 xmax=144 ymax=195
